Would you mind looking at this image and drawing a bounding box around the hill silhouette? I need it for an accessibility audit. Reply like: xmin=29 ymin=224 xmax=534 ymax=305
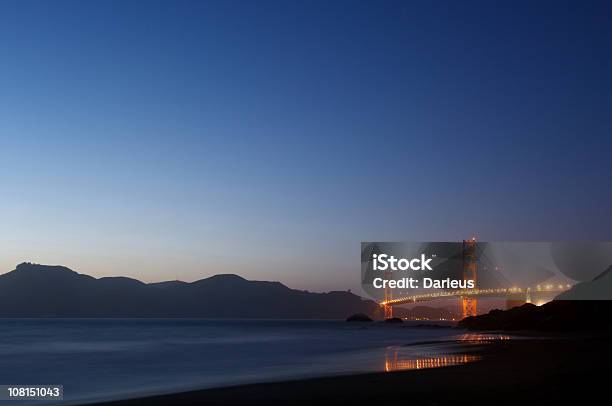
xmin=556 ymin=265 xmax=612 ymax=300
xmin=458 ymin=300 xmax=612 ymax=332
xmin=0 ymin=263 xmax=388 ymax=319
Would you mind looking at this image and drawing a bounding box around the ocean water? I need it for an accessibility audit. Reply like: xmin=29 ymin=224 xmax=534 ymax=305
xmin=0 ymin=319 xmax=493 ymax=404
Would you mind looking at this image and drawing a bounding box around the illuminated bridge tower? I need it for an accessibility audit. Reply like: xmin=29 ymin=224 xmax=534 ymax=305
xmin=462 ymin=238 xmax=478 ymax=318
xmin=383 ymin=268 xmax=393 ymax=319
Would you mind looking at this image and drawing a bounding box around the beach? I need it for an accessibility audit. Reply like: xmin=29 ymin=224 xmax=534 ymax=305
xmin=3 ymin=318 xmax=608 ymax=405
xmin=96 ymin=335 xmax=611 ymax=405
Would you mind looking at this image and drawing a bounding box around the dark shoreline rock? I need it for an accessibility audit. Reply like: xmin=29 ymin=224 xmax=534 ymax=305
xmin=346 ymin=313 xmax=373 ymax=322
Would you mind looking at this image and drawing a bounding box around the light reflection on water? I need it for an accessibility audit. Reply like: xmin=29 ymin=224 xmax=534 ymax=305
xmin=384 ymin=333 xmax=511 ymax=372
xmin=385 ymin=351 xmax=481 ymax=371
xmin=456 ymin=333 xmax=511 ymax=343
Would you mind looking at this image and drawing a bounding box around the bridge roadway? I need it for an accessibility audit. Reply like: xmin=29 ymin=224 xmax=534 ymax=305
xmin=380 ymin=284 xmax=572 ymax=306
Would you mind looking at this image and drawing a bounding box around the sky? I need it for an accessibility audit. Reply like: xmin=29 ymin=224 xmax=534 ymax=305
xmin=1 ymin=0 xmax=611 ymax=292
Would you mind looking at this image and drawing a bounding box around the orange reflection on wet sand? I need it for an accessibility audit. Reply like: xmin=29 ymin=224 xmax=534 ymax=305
xmin=456 ymin=333 xmax=511 ymax=343
xmin=385 ymin=350 xmax=481 ymax=372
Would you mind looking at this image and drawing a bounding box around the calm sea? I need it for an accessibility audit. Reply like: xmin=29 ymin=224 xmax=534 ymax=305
xmin=0 ymin=319 xmax=486 ymax=405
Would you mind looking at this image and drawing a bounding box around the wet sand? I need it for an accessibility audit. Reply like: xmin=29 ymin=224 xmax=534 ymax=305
xmin=96 ymin=335 xmax=611 ymax=405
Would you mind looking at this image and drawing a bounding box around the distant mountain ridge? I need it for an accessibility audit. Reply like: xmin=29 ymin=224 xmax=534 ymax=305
xmin=0 ymin=263 xmax=387 ymax=319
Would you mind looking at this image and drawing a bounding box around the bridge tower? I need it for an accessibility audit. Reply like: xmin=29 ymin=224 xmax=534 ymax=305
xmin=383 ymin=268 xmax=393 ymax=319
xmin=462 ymin=238 xmax=478 ymax=318
xmin=383 ymin=304 xmax=393 ymax=319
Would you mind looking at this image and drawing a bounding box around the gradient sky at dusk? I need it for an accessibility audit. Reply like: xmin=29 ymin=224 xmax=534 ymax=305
xmin=1 ymin=0 xmax=611 ymax=292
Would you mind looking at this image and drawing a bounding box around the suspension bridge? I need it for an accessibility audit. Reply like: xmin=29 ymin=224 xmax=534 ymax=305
xmin=380 ymin=239 xmax=573 ymax=319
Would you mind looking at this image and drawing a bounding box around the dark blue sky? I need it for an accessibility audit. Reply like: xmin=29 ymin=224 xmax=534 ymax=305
xmin=1 ymin=0 xmax=611 ymax=291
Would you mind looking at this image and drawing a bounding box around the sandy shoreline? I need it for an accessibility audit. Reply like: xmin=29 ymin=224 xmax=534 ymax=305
xmin=91 ymin=333 xmax=612 ymax=406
